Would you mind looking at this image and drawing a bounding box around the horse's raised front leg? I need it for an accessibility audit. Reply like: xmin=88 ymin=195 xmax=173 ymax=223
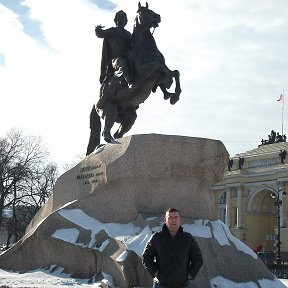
xmin=114 ymin=107 xmax=137 ymax=139
xmin=170 ymin=70 xmax=181 ymax=105
xmin=158 ymin=70 xmax=182 ymax=105
xmin=159 ymin=83 xmax=174 ymax=100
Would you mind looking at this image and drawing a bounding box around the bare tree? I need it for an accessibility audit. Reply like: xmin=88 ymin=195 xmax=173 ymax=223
xmin=0 ymin=129 xmax=58 ymax=246
xmin=20 ymin=163 xmax=58 ymax=212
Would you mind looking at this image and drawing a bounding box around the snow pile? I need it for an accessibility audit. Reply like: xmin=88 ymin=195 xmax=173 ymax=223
xmin=211 ymin=276 xmax=287 ymax=288
xmin=0 ymin=268 xmax=287 ymax=288
xmin=54 ymin=209 xmax=256 ymax=259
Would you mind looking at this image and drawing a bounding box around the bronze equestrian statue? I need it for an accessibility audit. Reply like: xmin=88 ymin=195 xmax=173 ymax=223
xmin=86 ymin=2 xmax=181 ymax=155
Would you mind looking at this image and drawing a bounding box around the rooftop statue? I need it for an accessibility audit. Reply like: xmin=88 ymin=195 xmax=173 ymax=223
xmin=86 ymin=2 xmax=181 ymax=155
xmin=258 ymin=130 xmax=287 ymax=147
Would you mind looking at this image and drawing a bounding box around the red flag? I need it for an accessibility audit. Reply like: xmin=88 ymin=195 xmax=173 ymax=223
xmin=277 ymin=94 xmax=284 ymax=102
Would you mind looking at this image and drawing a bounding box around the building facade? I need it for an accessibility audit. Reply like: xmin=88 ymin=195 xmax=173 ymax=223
xmin=211 ymin=141 xmax=288 ymax=255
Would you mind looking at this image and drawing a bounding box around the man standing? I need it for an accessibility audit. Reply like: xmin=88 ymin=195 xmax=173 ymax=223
xmin=142 ymin=208 xmax=203 ymax=288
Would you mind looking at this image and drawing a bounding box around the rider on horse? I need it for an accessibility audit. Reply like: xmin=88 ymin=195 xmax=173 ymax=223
xmin=95 ymin=10 xmax=137 ymax=109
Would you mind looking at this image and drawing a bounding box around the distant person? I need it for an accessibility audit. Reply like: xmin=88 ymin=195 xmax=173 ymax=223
xmin=238 ymin=157 xmax=244 ymax=169
xmin=279 ymin=150 xmax=286 ymax=164
xmin=228 ymin=159 xmax=233 ymax=171
xmin=253 ymin=245 xmax=262 ymax=254
xmin=142 ymin=208 xmax=203 ymax=288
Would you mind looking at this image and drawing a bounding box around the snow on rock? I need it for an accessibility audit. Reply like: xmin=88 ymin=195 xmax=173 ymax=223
xmin=51 ymin=228 xmax=80 ymax=244
xmin=56 ymin=208 xmax=258 ymax=259
xmin=116 ymin=251 xmax=128 ymax=262
xmin=211 ymin=276 xmax=287 ymax=288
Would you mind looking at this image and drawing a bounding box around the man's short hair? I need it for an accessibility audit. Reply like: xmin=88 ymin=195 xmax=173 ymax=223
xmin=165 ymin=208 xmax=180 ymax=216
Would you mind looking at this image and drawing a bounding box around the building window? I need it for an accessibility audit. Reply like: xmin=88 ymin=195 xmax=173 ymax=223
xmin=219 ymin=191 xmax=227 ymax=204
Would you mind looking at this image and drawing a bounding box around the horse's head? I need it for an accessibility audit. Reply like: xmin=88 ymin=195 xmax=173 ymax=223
xmin=135 ymin=2 xmax=161 ymax=30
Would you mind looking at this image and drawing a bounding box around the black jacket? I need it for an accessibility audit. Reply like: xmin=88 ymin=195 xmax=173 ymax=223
xmin=142 ymin=224 xmax=203 ymax=288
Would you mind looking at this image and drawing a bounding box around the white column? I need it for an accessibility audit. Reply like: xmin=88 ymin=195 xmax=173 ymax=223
xmin=225 ymin=188 xmax=231 ymax=227
xmin=236 ymin=186 xmax=242 ymax=228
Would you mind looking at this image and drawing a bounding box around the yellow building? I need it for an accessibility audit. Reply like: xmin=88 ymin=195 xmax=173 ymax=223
xmin=211 ymin=141 xmax=288 ymax=256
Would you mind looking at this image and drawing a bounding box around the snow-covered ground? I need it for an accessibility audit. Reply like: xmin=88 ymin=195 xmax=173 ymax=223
xmin=0 ymin=268 xmax=287 ymax=288
xmin=0 ymin=208 xmax=288 ymax=287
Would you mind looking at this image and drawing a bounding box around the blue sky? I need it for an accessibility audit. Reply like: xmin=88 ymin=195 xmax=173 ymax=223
xmin=1 ymin=0 xmax=43 ymax=38
xmin=1 ymin=0 xmax=288 ymax=169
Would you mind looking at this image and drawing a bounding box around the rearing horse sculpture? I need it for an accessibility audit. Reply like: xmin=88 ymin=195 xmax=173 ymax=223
xmin=86 ymin=2 xmax=182 ymax=156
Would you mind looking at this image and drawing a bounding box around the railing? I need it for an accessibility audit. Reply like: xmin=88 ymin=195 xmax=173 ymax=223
xmin=258 ymin=252 xmax=288 ymax=279
xmin=266 ymin=263 xmax=288 ymax=279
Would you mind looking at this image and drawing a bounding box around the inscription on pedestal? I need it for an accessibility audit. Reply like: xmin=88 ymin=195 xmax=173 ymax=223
xmin=76 ymin=164 xmax=105 ymax=186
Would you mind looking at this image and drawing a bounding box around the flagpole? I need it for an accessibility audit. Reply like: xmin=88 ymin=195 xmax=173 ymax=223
xmin=282 ymin=89 xmax=284 ymax=136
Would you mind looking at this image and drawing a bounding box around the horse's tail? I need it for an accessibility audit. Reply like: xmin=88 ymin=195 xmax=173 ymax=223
xmin=86 ymin=104 xmax=101 ymax=156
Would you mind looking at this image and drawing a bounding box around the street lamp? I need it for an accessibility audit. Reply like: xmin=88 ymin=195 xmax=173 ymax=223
xmin=270 ymin=187 xmax=287 ymax=264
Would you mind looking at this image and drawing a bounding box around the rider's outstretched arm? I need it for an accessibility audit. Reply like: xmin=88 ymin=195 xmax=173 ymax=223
xmin=95 ymin=25 xmax=106 ymax=38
